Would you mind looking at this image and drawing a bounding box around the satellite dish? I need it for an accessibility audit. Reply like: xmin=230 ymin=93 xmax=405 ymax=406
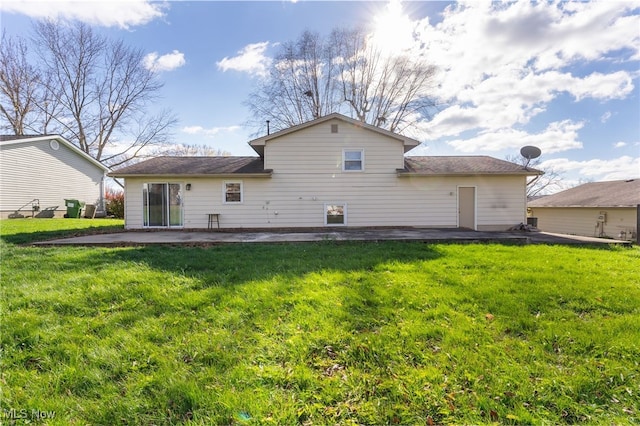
xmin=520 ymin=146 xmax=541 ymax=160
xmin=520 ymin=146 xmax=542 ymax=169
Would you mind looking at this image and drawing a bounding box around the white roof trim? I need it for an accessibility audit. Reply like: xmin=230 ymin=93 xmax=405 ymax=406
xmin=248 ymin=113 xmax=422 ymax=156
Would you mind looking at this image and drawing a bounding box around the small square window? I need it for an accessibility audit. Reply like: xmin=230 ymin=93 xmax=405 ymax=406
xmin=224 ymin=182 xmax=242 ymax=203
xmin=325 ymin=203 xmax=346 ymax=225
xmin=343 ymin=149 xmax=364 ymax=171
xmin=331 ymin=124 xmax=339 ymax=133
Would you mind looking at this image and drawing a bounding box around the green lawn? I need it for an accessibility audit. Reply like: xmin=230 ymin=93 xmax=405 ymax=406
xmin=0 ymin=218 xmax=125 ymax=245
xmin=1 ymin=219 xmax=639 ymax=425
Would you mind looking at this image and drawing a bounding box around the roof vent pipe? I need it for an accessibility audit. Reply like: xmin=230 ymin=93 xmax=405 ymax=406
xmin=266 ymin=120 xmax=270 ymax=135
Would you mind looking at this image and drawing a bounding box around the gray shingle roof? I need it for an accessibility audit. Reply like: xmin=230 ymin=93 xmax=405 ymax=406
xmin=402 ymin=156 xmax=541 ymax=175
xmin=528 ymin=179 xmax=640 ymax=208
xmin=110 ymin=155 xmax=538 ymax=177
xmin=109 ymin=156 xmax=270 ymax=177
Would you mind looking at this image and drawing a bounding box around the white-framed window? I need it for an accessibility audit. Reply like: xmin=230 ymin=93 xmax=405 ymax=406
xmin=343 ymin=149 xmax=364 ymax=172
xmin=325 ymin=203 xmax=347 ymax=226
xmin=223 ymin=181 xmax=243 ymax=204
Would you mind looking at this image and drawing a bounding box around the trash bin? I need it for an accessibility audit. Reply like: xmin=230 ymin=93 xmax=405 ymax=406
xmin=527 ymin=217 xmax=538 ymax=228
xmin=84 ymin=204 xmax=96 ymax=218
xmin=64 ymin=199 xmax=84 ymax=218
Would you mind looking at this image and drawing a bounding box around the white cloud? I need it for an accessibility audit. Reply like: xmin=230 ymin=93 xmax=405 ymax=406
xmin=0 ymin=0 xmax=166 ymax=28
xmin=419 ymin=105 xmax=482 ymax=140
xmin=182 ymin=126 xmax=204 ymax=135
xmin=533 ymin=2 xmax=640 ymax=69
xmin=425 ymin=0 xmax=640 ymax=74
xmin=412 ymin=0 xmax=639 ymax=140
xmin=447 ymin=120 xmax=584 ymax=154
xmin=423 ymin=68 xmax=634 ymax=141
xmin=182 ymin=125 xmax=241 ymax=137
xmin=216 ymin=42 xmax=272 ymax=78
xmin=614 ymin=142 xmax=627 ymax=148
xmin=143 ymin=50 xmax=185 ymax=72
xmin=601 ymin=111 xmax=613 ymax=123
xmin=567 ymin=71 xmax=635 ymax=101
xmin=539 ymin=156 xmax=640 ymax=181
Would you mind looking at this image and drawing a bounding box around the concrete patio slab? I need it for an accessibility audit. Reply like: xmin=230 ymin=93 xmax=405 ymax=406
xmin=33 ymin=228 xmax=632 ymax=246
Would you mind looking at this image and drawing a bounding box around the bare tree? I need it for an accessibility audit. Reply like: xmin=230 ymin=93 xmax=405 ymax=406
xmin=0 ymin=21 xmax=176 ymax=167
xmin=246 ymin=31 xmax=340 ymax=133
xmin=33 ymin=21 xmax=177 ymax=166
xmin=506 ymin=154 xmax=562 ymax=198
xmin=159 ymin=142 xmax=231 ymax=157
xmin=36 ymin=68 xmax=65 ymax=135
xmin=245 ymin=27 xmax=437 ymax=135
xmin=332 ymin=27 xmax=437 ymax=133
xmin=0 ymin=31 xmax=40 ymax=134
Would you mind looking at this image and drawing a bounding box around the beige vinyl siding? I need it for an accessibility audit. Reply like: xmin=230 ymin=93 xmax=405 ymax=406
xmin=0 ymin=141 xmax=105 ymax=217
xmin=264 ymin=118 xmax=406 ymax=173
xmin=530 ymin=207 xmax=637 ymax=239
xmin=124 ymin=177 xmax=274 ymax=229
xmin=124 ymin=174 xmax=526 ymax=230
xmin=475 ymin=176 xmax=527 ymax=230
xmin=123 ymin=179 xmax=143 ymax=229
xmin=121 ymin=119 xmax=528 ymax=230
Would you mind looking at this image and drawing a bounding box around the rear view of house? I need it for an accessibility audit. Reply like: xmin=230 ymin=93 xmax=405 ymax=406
xmin=528 ymin=179 xmax=639 ymax=240
xmin=110 ymin=114 xmax=540 ymax=231
xmin=0 ymin=135 xmax=109 ymax=219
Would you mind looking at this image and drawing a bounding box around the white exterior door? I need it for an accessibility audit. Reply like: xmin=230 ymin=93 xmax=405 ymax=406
xmin=458 ymin=187 xmax=476 ymax=230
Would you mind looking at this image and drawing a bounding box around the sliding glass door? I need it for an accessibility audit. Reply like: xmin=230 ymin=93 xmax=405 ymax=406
xmin=143 ymin=183 xmax=183 ymax=227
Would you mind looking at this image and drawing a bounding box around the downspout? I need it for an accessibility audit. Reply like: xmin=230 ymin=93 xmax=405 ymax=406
xmin=100 ymin=175 xmax=106 ymax=213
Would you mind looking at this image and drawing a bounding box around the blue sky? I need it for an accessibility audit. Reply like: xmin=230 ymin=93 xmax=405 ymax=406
xmin=1 ymin=0 xmax=639 ymax=187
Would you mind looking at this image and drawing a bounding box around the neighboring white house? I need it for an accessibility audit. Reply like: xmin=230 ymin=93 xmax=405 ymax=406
xmin=0 ymin=135 xmax=110 ymax=219
xmin=110 ymin=113 xmax=541 ymax=231
xmin=528 ymin=179 xmax=639 ymax=240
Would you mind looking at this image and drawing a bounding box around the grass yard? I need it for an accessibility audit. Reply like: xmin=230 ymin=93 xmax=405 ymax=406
xmin=1 ymin=219 xmax=639 ymax=425
xmin=0 ymin=218 xmax=125 ymax=245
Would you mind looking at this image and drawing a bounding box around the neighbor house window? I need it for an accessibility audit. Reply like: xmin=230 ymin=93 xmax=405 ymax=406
xmin=224 ymin=181 xmax=243 ymax=203
xmin=343 ymin=149 xmax=364 ymax=171
xmin=325 ymin=203 xmax=346 ymax=225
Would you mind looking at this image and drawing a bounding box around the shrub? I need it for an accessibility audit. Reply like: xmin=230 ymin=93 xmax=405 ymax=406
xmin=105 ymin=188 xmax=124 ymax=218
